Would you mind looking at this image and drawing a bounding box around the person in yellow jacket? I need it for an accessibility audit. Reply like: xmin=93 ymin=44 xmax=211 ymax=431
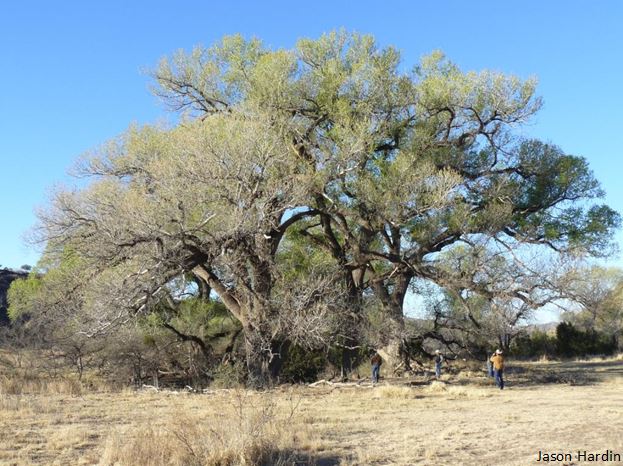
xmin=489 ymin=349 xmax=505 ymax=390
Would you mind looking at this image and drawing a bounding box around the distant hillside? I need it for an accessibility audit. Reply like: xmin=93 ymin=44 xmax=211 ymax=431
xmin=522 ymin=322 xmax=559 ymax=335
xmin=0 ymin=268 xmax=28 ymax=325
xmin=406 ymin=316 xmax=560 ymax=335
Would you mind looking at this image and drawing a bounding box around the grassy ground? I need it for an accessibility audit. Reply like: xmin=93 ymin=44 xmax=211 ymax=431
xmin=0 ymin=357 xmax=621 ymax=465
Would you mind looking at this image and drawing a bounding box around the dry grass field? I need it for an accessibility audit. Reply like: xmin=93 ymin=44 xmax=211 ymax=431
xmin=0 ymin=356 xmax=621 ymax=465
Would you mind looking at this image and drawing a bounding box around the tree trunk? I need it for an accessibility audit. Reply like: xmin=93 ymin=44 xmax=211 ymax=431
xmin=243 ymin=326 xmax=288 ymax=387
xmin=378 ymin=315 xmax=411 ymax=376
xmin=374 ymin=270 xmax=413 ymax=375
xmin=337 ymin=338 xmax=361 ymax=381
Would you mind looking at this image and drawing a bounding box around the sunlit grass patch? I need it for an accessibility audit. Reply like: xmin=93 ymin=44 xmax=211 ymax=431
xmin=376 ymin=385 xmax=417 ymax=399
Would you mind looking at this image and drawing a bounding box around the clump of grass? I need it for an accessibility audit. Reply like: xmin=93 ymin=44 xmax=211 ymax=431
xmin=446 ymin=386 xmax=492 ymax=398
xmin=376 ymin=385 xmax=416 ymax=399
xmin=425 ymin=381 xmax=447 ymax=392
xmin=456 ymin=369 xmax=484 ymax=380
xmin=99 ymin=389 xmax=309 ymax=466
xmin=339 ymin=448 xmax=389 ymax=465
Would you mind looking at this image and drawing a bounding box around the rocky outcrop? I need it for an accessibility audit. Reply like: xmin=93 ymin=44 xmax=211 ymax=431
xmin=0 ymin=268 xmax=28 ymax=325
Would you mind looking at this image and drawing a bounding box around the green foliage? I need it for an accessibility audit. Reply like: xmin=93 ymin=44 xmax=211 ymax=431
xmin=326 ymin=345 xmax=368 ymax=376
xmin=168 ymin=298 xmax=236 ymax=338
xmin=511 ymin=140 xmax=620 ymax=256
xmin=7 ymin=273 xmax=41 ymax=321
xmin=279 ymin=345 xmax=327 ymax=383
xmin=511 ymin=331 xmax=557 ymax=358
xmin=277 ymin=226 xmax=337 ymax=280
xmin=555 ymin=322 xmax=616 ymax=357
xmin=211 ymin=361 xmax=246 ymax=388
xmin=511 ymin=324 xmax=616 ymax=359
xmin=560 ymin=266 xmax=623 ymax=349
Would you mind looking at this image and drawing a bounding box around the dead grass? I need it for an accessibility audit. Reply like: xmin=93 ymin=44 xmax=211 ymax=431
xmin=376 ymin=385 xmax=418 ymax=399
xmin=0 ymin=356 xmax=621 ymax=465
xmin=0 ymin=350 xmax=115 ymax=397
xmin=99 ymin=389 xmax=313 ymax=466
xmin=0 ymin=373 xmax=85 ymax=396
xmin=424 ymin=380 xmax=448 ymax=392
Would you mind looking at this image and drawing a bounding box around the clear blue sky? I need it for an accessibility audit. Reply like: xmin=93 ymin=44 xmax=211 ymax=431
xmin=2 ymin=0 xmax=622 ymax=278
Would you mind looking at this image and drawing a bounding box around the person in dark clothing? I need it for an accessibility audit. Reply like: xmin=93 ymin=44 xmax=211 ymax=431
xmin=370 ymin=353 xmax=382 ymax=384
xmin=434 ymin=350 xmax=443 ymax=378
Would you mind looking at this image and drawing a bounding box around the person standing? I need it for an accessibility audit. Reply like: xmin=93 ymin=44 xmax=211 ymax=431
xmin=434 ymin=350 xmax=443 ymax=378
xmin=490 ymin=349 xmax=505 ymax=389
xmin=371 ymin=352 xmax=382 ymax=384
xmin=486 ymin=352 xmax=494 ymax=378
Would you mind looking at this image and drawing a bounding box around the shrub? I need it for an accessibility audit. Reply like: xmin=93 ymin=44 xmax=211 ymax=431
xmin=556 ymin=322 xmax=616 ymax=358
xmin=511 ymin=331 xmax=557 ymax=358
xmin=211 ymin=361 xmax=247 ymax=388
xmin=279 ymin=345 xmax=326 ymax=384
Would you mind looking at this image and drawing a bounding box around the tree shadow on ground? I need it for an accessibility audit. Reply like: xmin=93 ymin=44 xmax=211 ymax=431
xmin=276 ymin=451 xmax=342 ymax=466
xmin=441 ymin=366 xmax=600 ymax=388
xmin=315 ymin=359 xmax=621 ymax=393
xmin=377 ymin=359 xmax=622 ymax=390
xmin=258 ymin=450 xmax=343 ymax=466
xmin=470 ymin=359 xmax=622 ymax=388
xmin=313 ymin=455 xmax=344 ymax=466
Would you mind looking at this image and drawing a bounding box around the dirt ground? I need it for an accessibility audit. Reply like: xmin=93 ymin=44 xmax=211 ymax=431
xmin=0 ymin=358 xmax=621 ymax=465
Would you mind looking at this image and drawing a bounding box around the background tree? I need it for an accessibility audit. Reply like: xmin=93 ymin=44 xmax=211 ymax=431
xmin=560 ymin=265 xmax=623 ymax=349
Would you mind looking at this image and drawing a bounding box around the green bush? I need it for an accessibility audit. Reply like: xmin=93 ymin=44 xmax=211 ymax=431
xmin=211 ymin=361 xmax=246 ymax=388
xmin=510 ymin=323 xmax=616 ymax=359
xmin=279 ymin=345 xmax=326 ymax=383
xmin=556 ymin=322 xmax=616 ymax=357
xmin=511 ymin=331 xmax=557 ymax=358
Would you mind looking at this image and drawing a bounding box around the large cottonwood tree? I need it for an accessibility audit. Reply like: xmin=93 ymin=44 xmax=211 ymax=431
xmin=29 ymin=32 xmax=619 ymax=382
